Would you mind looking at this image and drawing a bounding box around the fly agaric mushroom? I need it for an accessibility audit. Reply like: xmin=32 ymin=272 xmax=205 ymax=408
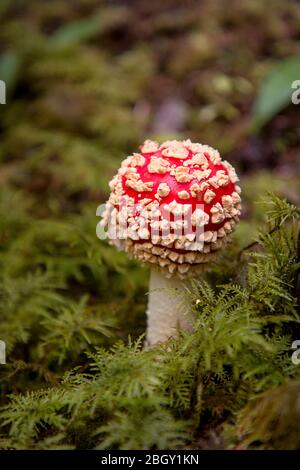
xmin=101 ymin=139 xmax=241 ymax=346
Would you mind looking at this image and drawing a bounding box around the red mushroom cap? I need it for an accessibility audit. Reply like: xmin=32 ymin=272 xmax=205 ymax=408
xmin=102 ymin=139 xmax=241 ymax=276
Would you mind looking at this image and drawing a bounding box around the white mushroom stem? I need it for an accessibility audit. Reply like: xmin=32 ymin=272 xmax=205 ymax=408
xmin=146 ymin=269 xmax=193 ymax=346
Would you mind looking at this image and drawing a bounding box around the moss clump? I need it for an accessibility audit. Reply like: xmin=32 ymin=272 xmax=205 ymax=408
xmin=0 ymin=0 xmax=299 ymax=450
xmin=0 ymin=194 xmax=299 ymax=449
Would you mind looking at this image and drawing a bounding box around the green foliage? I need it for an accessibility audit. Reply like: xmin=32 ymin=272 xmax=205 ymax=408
xmin=0 ymin=51 xmax=22 ymax=97
xmin=235 ymin=381 xmax=300 ymax=449
xmin=260 ymin=193 xmax=300 ymax=226
xmin=252 ymin=56 xmax=300 ymax=131
xmin=0 ymin=194 xmax=299 ymax=449
xmin=50 ymin=7 xmax=127 ymax=48
xmin=0 ymin=0 xmax=299 ymax=451
xmin=50 ymin=18 xmax=104 ymax=48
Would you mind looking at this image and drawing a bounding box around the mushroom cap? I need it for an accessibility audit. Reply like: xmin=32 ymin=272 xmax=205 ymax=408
xmin=101 ymin=139 xmax=241 ymax=276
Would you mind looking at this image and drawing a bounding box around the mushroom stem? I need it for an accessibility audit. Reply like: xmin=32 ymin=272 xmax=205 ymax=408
xmin=146 ymin=269 xmax=193 ymax=346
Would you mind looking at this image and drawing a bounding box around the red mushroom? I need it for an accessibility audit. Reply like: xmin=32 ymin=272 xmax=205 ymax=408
xmin=101 ymin=139 xmax=241 ymax=345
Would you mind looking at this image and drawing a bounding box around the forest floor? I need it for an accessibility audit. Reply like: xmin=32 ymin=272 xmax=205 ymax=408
xmin=0 ymin=0 xmax=299 ymax=450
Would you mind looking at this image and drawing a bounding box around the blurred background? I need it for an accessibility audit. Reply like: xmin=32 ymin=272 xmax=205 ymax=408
xmin=1 ymin=0 xmax=300 ymax=195
xmin=0 ymin=0 xmax=300 ymax=451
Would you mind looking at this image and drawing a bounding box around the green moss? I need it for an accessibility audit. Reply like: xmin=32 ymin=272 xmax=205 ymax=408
xmin=0 ymin=0 xmax=299 ymax=450
xmin=0 ymin=194 xmax=299 ymax=449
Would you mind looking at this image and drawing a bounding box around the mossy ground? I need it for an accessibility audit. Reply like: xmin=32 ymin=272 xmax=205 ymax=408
xmin=0 ymin=0 xmax=299 ymax=450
